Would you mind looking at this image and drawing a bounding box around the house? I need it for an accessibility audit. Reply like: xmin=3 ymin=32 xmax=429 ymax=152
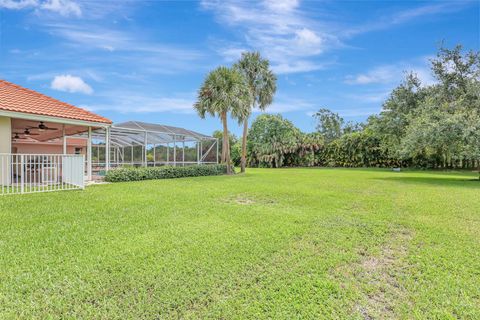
xmin=0 ymin=80 xmax=218 ymax=195
xmin=0 ymin=79 xmax=112 ymax=194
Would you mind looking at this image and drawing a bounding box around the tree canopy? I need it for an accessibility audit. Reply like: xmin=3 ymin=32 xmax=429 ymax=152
xmin=246 ymin=45 xmax=480 ymax=175
xmin=367 ymin=45 xmax=480 ymax=169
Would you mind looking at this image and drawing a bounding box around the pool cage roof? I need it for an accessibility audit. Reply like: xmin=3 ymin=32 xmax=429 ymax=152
xmin=89 ymin=121 xmax=216 ymax=147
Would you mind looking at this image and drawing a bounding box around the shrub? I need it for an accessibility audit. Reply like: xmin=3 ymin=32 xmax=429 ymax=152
xmin=247 ymin=114 xmax=323 ymax=168
xmin=105 ymin=164 xmax=228 ymax=182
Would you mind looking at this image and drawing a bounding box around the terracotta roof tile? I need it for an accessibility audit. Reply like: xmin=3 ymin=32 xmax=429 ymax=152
xmin=0 ymin=79 xmax=112 ymax=124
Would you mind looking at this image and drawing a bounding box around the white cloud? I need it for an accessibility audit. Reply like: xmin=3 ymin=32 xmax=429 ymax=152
xmin=201 ymin=0 xmax=470 ymax=74
xmin=40 ymin=0 xmax=81 ymax=17
xmin=51 ymin=75 xmax=93 ymax=94
xmin=391 ymin=3 xmax=463 ymax=24
xmin=295 ymin=28 xmax=322 ymax=46
xmin=0 ymin=0 xmax=81 ymax=16
xmin=264 ymin=0 xmax=299 ymax=13
xmin=345 ymin=91 xmax=391 ymax=103
xmin=345 ymin=59 xmax=436 ymax=86
xmin=345 ymin=65 xmax=398 ymax=85
xmin=0 ymin=0 xmax=38 ymax=9
xmin=344 ymin=2 xmax=472 ymax=37
xmin=25 ymin=22 xmax=206 ymax=75
xmin=202 ymin=0 xmax=339 ymax=74
xmin=258 ymin=97 xmax=315 ymax=113
xmin=216 ymin=47 xmax=248 ymax=62
xmin=273 ymin=60 xmax=326 ymax=74
xmin=84 ymin=93 xmax=195 ymax=114
xmin=47 ymin=25 xmax=129 ymax=51
xmin=44 ymin=23 xmax=203 ymax=62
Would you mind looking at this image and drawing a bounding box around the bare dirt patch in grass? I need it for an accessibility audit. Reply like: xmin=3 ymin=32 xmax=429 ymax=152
xmin=357 ymin=227 xmax=413 ymax=319
xmin=334 ymin=226 xmax=414 ymax=319
xmin=233 ymin=196 xmax=255 ymax=205
xmin=223 ymin=194 xmax=277 ymax=206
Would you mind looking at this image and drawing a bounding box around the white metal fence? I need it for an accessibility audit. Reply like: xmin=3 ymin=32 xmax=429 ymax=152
xmin=0 ymin=154 xmax=85 ymax=195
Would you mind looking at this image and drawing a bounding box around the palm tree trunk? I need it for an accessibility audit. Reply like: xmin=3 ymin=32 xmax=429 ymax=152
xmin=221 ymin=112 xmax=232 ymax=174
xmin=221 ymin=138 xmax=226 ymax=163
xmin=240 ymin=117 xmax=248 ymax=173
xmin=220 ymin=114 xmax=226 ymax=163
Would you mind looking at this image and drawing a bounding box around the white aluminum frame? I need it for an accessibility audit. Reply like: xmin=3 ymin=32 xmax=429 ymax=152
xmin=83 ymin=121 xmax=219 ymax=172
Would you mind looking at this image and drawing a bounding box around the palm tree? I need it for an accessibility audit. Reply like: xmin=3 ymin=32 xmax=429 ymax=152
xmin=194 ymin=66 xmax=251 ymax=174
xmin=234 ymin=52 xmax=277 ymax=173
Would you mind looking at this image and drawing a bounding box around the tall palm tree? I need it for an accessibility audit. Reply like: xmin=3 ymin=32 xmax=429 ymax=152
xmin=194 ymin=66 xmax=251 ymax=174
xmin=234 ymin=52 xmax=277 ymax=173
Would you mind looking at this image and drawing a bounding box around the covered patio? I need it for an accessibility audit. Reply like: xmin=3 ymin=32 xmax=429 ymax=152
xmin=0 ymin=79 xmax=111 ymax=194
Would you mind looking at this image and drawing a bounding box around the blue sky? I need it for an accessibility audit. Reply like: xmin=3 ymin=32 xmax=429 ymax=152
xmin=0 ymin=0 xmax=478 ymax=136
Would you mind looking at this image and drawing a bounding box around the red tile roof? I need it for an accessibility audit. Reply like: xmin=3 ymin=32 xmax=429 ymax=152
xmin=0 ymin=79 xmax=112 ymax=124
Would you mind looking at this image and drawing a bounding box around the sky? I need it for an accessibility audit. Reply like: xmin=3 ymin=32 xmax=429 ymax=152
xmin=0 ymin=0 xmax=478 ymax=136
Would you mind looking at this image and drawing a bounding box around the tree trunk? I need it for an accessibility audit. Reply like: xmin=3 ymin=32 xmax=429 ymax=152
xmin=240 ymin=117 xmax=248 ymax=173
xmin=221 ymin=138 xmax=226 ymax=163
xmin=221 ymin=112 xmax=232 ymax=175
xmin=220 ymin=114 xmax=226 ymax=163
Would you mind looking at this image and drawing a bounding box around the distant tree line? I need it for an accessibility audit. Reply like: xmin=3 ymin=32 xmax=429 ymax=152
xmin=246 ymin=45 xmax=480 ymax=171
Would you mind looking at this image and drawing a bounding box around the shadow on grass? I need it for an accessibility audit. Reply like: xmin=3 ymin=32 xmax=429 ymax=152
xmin=374 ymin=176 xmax=480 ymax=189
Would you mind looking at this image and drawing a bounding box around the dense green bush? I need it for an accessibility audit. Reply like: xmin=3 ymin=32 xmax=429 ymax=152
xmin=105 ymin=164 xmax=228 ymax=182
xmin=247 ymin=114 xmax=323 ymax=168
xmin=316 ymin=131 xmax=399 ymax=168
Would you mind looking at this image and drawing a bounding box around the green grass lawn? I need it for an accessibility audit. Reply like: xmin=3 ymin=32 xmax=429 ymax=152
xmin=0 ymin=168 xmax=479 ymax=319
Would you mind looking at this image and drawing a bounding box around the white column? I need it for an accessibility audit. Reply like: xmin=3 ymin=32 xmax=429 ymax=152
xmin=131 ymin=145 xmax=134 ymax=165
xmin=87 ymin=126 xmax=92 ymax=180
xmin=173 ymin=135 xmax=177 ymax=167
xmin=105 ymin=127 xmax=111 ymax=170
xmin=196 ymin=141 xmax=200 ymax=165
xmin=62 ymin=125 xmax=67 ymax=154
xmin=153 ymin=144 xmax=156 ymax=167
xmin=182 ymin=140 xmax=185 ymax=167
xmin=144 ymin=132 xmax=148 ymax=167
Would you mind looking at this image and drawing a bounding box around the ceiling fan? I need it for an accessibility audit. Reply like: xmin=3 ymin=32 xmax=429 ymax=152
xmin=23 ymin=128 xmax=40 ymax=136
xmin=12 ymin=133 xmax=28 ymax=140
xmin=27 ymin=121 xmax=58 ymax=132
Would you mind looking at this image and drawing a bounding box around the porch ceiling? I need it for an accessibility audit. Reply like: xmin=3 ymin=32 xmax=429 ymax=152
xmin=11 ymin=118 xmax=98 ymax=142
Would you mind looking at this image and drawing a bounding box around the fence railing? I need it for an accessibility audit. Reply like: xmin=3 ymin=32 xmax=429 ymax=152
xmin=0 ymin=154 xmax=85 ymax=195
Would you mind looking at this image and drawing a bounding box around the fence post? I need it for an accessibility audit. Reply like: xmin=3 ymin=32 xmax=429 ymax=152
xmin=20 ymin=154 xmax=24 ymax=194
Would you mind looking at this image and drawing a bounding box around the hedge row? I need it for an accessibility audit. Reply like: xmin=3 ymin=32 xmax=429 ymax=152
xmin=104 ymin=164 xmax=228 ymax=182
